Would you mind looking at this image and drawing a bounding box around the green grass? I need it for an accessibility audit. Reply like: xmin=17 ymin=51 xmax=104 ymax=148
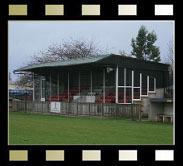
xmin=9 ymin=112 xmax=173 ymax=145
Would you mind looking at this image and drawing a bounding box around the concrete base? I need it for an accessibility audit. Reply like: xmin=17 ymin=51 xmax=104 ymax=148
xmin=141 ymin=88 xmax=165 ymax=117
xmin=149 ymin=102 xmax=173 ymax=122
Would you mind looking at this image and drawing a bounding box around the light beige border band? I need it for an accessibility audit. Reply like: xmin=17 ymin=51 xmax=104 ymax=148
xmin=119 ymin=150 xmax=137 ymax=161
xmin=155 ymin=150 xmax=174 ymax=161
xmin=82 ymin=150 xmax=101 ymax=161
xmin=82 ymin=5 xmax=100 ymax=16
xmin=118 ymin=5 xmax=137 ymax=15
xmin=9 ymin=5 xmax=27 ymax=16
xmin=9 ymin=150 xmax=28 ymax=161
xmin=46 ymin=150 xmax=64 ymax=161
xmin=45 ymin=5 xmax=64 ymax=16
xmin=155 ymin=5 xmax=173 ymax=16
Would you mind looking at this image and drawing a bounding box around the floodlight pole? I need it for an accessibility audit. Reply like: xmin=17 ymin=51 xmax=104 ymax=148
xmin=103 ymin=68 xmax=105 ymax=103
xmin=115 ymin=66 xmax=118 ymax=103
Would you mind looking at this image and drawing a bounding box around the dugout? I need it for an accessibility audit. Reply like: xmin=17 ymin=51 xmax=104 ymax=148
xmin=14 ymin=54 xmax=170 ymax=107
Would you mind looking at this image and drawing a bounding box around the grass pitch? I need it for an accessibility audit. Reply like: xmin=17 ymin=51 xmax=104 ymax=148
xmin=9 ymin=112 xmax=173 ymax=145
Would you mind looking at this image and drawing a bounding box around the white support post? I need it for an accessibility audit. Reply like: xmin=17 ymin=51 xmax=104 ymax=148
xmin=103 ymin=69 xmax=105 ymax=103
xmin=91 ymin=71 xmax=92 ymax=94
xmin=50 ymin=75 xmax=52 ymax=99
xmin=140 ymin=73 xmax=142 ymax=100
xmin=115 ymin=66 xmax=118 ymax=103
xmin=68 ymin=72 xmax=69 ymax=102
xmin=124 ymin=68 xmax=126 ymax=103
xmin=132 ymin=71 xmax=134 ymax=103
xmin=57 ymin=74 xmax=59 ymax=101
xmin=78 ymin=71 xmax=80 ymax=96
xmin=33 ymin=73 xmax=35 ymax=101
xmin=147 ymin=76 xmax=149 ymax=93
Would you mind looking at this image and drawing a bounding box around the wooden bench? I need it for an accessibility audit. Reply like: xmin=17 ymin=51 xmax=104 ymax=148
xmin=156 ymin=114 xmax=173 ymax=123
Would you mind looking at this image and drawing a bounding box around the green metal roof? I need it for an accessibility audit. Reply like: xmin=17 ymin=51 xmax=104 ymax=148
xmin=14 ymin=55 xmax=110 ymax=72
xmin=14 ymin=54 xmax=169 ymax=73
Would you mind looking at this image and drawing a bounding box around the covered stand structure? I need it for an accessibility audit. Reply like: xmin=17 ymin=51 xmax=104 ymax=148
xmin=14 ymin=54 xmax=169 ymax=105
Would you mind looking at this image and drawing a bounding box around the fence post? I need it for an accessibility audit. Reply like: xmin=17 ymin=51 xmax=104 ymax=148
xmin=131 ymin=104 xmax=134 ymax=120
xmin=115 ymin=104 xmax=118 ymax=118
xmin=16 ymin=101 xmax=18 ymax=111
xmin=31 ymin=101 xmax=35 ymax=112
xmin=18 ymin=101 xmax=22 ymax=112
xmin=25 ymin=101 xmax=26 ymax=112
xmin=48 ymin=102 xmax=50 ymax=113
xmin=20 ymin=101 xmax=22 ymax=111
xmin=76 ymin=102 xmax=78 ymax=116
xmin=101 ymin=103 xmax=103 ymax=117
xmin=66 ymin=102 xmax=68 ymax=114
xmin=102 ymin=103 xmax=104 ymax=117
xmin=37 ymin=101 xmax=38 ymax=112
xmin=139 ymin=104 xmax=142 ymax=121
xmin=88 ymin=103 xmax=90 ymax=116
xmin=42 ymin=102 xmax=43 ymax=113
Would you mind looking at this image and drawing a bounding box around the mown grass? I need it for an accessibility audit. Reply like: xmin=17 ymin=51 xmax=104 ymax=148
xmin=9 ymin=112 xmax=173 ymax=145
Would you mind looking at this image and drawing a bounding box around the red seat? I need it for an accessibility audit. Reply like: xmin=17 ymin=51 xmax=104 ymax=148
xmin=134 ymin=95 xmax=140 ymax=99
xmin=106 ymin=99 xmax=111 ymax=103
xmin=118 ymin=99 xmax=124 ymax=103
xmin=96 ymin=99 xmax=103 ymax=103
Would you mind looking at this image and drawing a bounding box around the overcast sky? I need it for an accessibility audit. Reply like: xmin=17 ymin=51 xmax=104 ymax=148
xmin=9 ymin=21 xmax=174 ymax=80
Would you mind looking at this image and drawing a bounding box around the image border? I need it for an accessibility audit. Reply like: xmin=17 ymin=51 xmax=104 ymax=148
xmin=8 ymin=20 xmax=175 ymax=146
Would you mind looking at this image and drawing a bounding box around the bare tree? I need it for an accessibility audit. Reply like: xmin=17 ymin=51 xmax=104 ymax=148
xmin=30 ymin=38 xmax=104 ymax=64
xmin=163 ymin=39 xmax=174 ymax=87
xmin=15 ymin=73 xmax=33 ymax=88
xmin=165 ymin=39 xmax=174 ymax=70
xmin=119 ymin=50 xmax=132 ymax=57
xmin=15 ymin=38 xmax=108 ymax=87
